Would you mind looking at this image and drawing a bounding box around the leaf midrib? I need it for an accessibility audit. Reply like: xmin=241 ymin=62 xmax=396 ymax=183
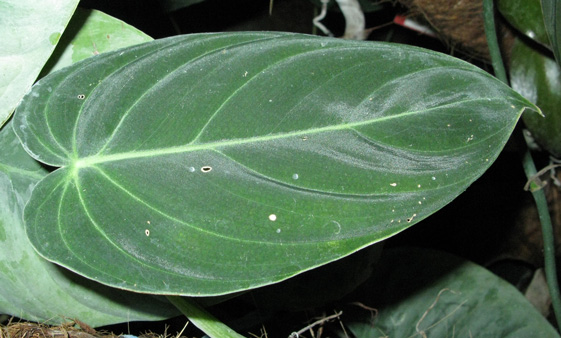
xmin=74 ymin=109 xmax=421 ymax=168
xmin=73 ymin=96 xmax=514 ymax=168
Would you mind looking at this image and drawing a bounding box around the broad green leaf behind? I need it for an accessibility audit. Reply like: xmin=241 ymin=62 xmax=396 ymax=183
xmin=342 ymin=247 xmax=560 ymax=338
xmin=0 ymin=0 xmax=79 ymax=128
xmin=541 ymin=0 xmax=561 ymax=65
xmin=0 ymin=7 xmax=178 ymax=326
xmin=498 ymin=0 xmax=550 ymax=47
xmin=510 ymin=38 xmax=561 ymax=157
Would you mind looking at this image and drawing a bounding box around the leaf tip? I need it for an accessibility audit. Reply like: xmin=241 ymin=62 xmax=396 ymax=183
xmin=520 ymin=102 xmax=544 ymax=117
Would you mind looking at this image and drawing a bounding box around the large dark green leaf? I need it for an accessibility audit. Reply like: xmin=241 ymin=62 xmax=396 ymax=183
xmin=541 ymin=0 xmax=561 ymax=65
xmin=14 ymin=32 xmax=536 ymax=296
xmin=510 ymin=38 xmax=561 ymax=157
xmin=341 ymin=247 xmax=560 ymax=337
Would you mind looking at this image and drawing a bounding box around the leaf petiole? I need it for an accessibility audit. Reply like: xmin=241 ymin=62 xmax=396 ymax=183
xmin=166 ymin=296 xmax=246 ymax=338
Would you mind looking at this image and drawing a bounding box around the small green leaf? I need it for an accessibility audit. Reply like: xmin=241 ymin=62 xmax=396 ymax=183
xmin=0 ymin=0 xmax=79 ymax=128
xmin=42 ymin=8 xmax=153 ymax=75
xmin=542 ymin=0 xmax=561 ymax=65
xmin=49 ymin=32 xmax=62 ymax=45
xmin=343 ymin=247 xmax=560 ymax=338
xmin=497 ymin=0 xmax=550 ymax=47
xmin=510 ymin=38 xmax=561 ymax=157
xmin=14 ymin=32 xmax=535 ymax=296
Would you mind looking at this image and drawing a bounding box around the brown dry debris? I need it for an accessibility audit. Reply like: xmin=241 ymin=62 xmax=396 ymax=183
xmin=0 ymin=321 xmax=117 ymax=338
xmin=397 ymin=0 xmax=514 ymax=61
xmin=0 ymin=320 xmax=190 ymax=338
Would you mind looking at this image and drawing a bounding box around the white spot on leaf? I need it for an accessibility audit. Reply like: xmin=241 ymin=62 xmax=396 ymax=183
xmin=406 ymin=214 xmax=417 ymax=223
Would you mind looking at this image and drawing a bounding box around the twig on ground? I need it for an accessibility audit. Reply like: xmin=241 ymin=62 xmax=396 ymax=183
xmin=350 ymin=301 xmax=378 ymax=323
xmin=288 ymin=311 xmax=343 ymax=338
xmin=416 ymin=288 xmax=460 ymax=338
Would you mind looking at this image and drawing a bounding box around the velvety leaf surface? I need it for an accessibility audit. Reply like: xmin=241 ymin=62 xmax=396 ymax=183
xmin=0 ymin=0 xmax=79 ymax=128
xmin=510 ymin=38 xmax=561 ymax=157
xmin=342 ymin=247 xmax=560 ymax=338
xmin=497 ymin=0 xmax=550 ymax=47
xmin=0 ymin=120 xmax=178 ymax=326
xmin=541 ymin=0 xmax=561 ymax=65
xmin=14 ymin=32 xmax=535 ymax=296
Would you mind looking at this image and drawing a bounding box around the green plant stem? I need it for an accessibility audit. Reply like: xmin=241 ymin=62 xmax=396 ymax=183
xmin=482 ymin=0 xmax=508 ymax=84
xmin=166 ymin=296 xmax=246 ymax=338
xmin=483 ymin=0 xmax=561 ymax=328
xmin=522 ymin=150 xmax=561 ymax=327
